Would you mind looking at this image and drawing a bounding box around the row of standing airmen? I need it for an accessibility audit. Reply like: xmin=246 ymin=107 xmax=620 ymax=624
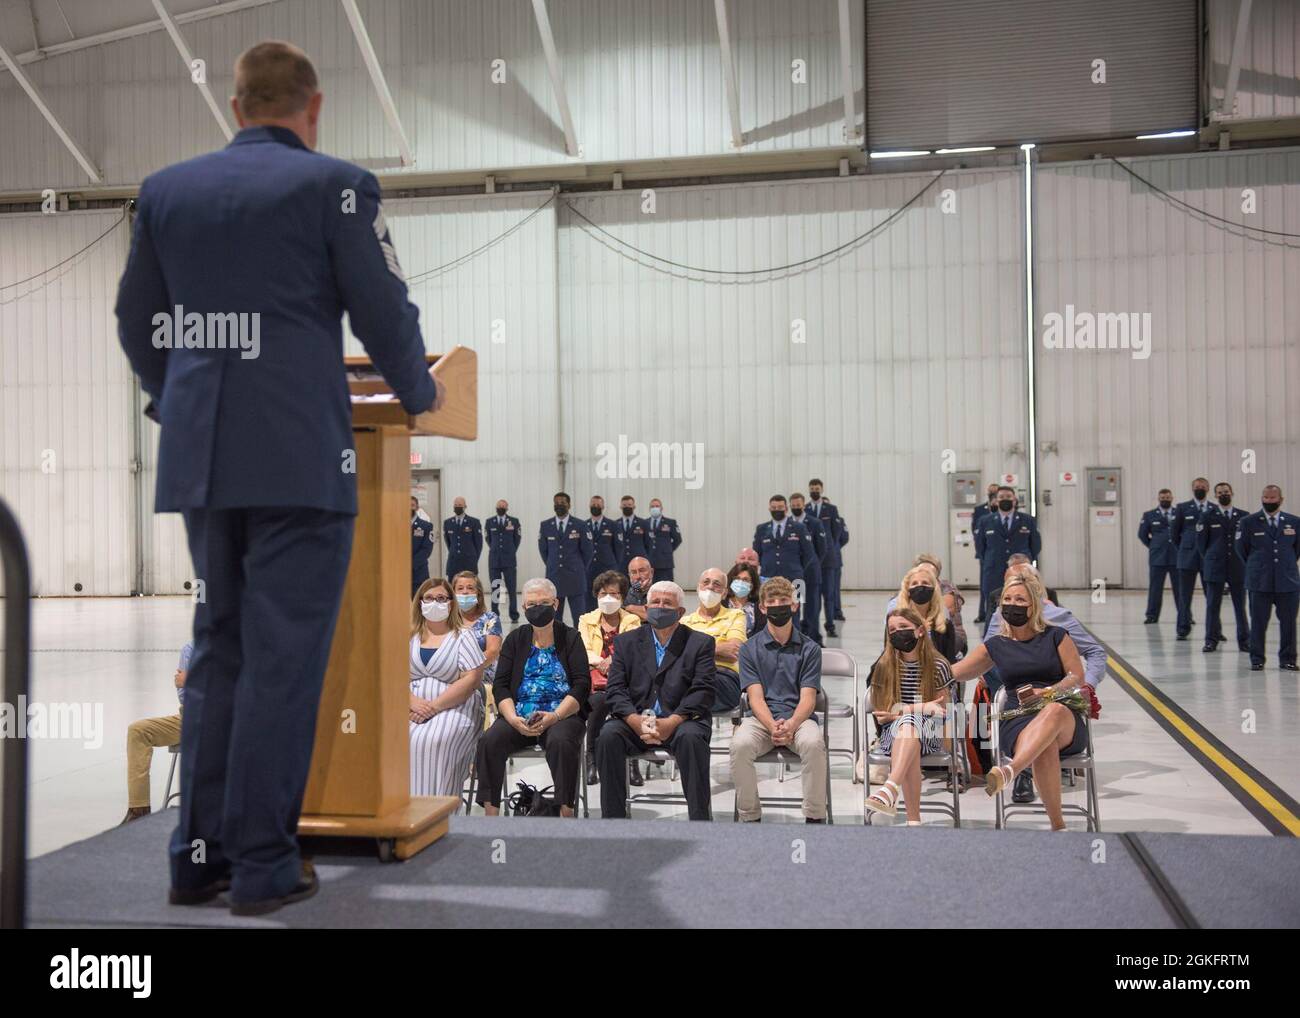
xmin=1139 ymin=480 xmax=1299 ymax=670
xmin=411 ymin=482 xmax=851 ymax=645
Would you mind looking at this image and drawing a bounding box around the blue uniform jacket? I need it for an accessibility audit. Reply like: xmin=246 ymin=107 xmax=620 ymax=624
xmin=1170 ymin=498 xmax=1212 ymax=571
xmin=115 ymin=125 xmax=437 ymax=514
xmin=443 ymin=514 xmax=483 ymax=567
xmin=806 ymin=499 xmax=844 ymax=567
xmin=792 ymin=513 xmax=827 ymax=575
xmin=411 ymin=516 xmax=434 ymax=573
xmin=1196 ymin=506 xmax=1248 ymax=585
xmin=752 ymin=520 xmax=816 ymax=583
xmin=485 ymin=513 xmax=522 ymax=568
xmin=1137 ymin=507 xmax=1178 ymax=568
xmin=539 ymin=517 xmax=595 ymax=597
xmin=616 ymin=516 xmax=654 ymax=568
xmin=648 ymin=515 xmax=682 ymax=571
xmin=1235 ymin=510 xmax=1300 ymax=594
xmin=587 ymin=517 xmax=623 ymax=574
xmin=976 ymin=511 xmax=1042 ymax=574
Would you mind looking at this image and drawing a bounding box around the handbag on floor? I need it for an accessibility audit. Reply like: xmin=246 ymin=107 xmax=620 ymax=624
xmin=507 ymin=780 xmax=562 ymax=817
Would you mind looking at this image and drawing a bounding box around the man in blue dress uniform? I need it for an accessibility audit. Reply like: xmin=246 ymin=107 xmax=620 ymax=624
xmin=1197 ymin=482 xmax=1249 ymax=653
xmin=411 ymin=496 xmax=435 ymax=596
xmin=751 ymin=495 xmax=816 ymax=627
xmin=616 ymin=495 xmax=653 ymax=572
xmin=975 ymin=487 xmax=1041 ymax=620
xmin=806 ymin=479 xmax=844 ymax=630
xmin=486 ymin=499 xmax=522 ymax=622
xmin=115 ymin=42 xmax=441 ymax=915
xmin=1137 ymin=488 xmax=1177 ymax=624
xmin=585 ymin=495 xmax=623 ymax=611
xmin=1235 ymin=485 xmax=1300 ymax=671
xmin=646 ymin=498 xmax=682 ymax=583
xmin=789 ymin=492 xmax=826 ymax=645
xmin=442 ymin=496 xmax=482 ymax=578
xmin=1170 ymin=477 xmax=1212 ymax=640
xmin=539 ymin=492 xmax=594 ymax=625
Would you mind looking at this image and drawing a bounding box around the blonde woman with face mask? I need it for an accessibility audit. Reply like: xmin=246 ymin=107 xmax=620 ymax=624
xmin=577 ymin=570 xmax=641 ymax=786
xmin=408 ymin=577 xmax=486 ymax=799
xmin=890 ymin=565 xmax=958 ymax=662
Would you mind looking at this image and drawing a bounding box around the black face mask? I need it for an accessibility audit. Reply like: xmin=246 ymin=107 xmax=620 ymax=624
xmin=454 ymin=507 xmax=464 ymax=516
xmin=1193 ymin=488 xmax=1208 ymax=500
xmin=525 ymin=603 xmax=556 ymax=627
xmin=1158 ymin=500 xmax=1172 ymax=509
xmin=554 ymin=503 xmax=568 ymax=517
xmin=1263 ymin=501 xmax=1281 ymax=514
xmin=810 ymin=491 xmax=822 ymax=500
xmin=998 ymin=499 xmax=1014 ymax=512
xmin=621 ymin=506 xmax=634 ymax=517
xmin=1217 ymin=494 xmax=1232 ymax=506
xmin=496 ymin=507 xmax=507 ymax=516
xmin=590 ymin=504 xmax=602 ymax=516
xmin=770 ymin=510 xmax=786 ymax=522
xmin=1002 ymin=604 xmax=1030 ymax=627
xmin=765 ymin=604 xmax=794 ymax=626
xmin=889 ymin=629 xmax=919 ymax=652
xmin=909 ymin=585 xmax=935 ymax=605
xmin=791 ymin=508 xmax=804 ymax=517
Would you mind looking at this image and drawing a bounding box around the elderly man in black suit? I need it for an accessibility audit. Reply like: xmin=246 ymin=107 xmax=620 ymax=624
xmin=595 ymin=580 xmax=716 ymax=819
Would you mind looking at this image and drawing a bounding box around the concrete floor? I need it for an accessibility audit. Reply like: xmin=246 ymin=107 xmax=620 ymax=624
xmin=13 ymin=586 xmax=1294 ymax=857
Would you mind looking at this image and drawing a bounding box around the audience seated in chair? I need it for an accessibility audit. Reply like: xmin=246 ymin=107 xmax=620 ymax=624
xmin=682 ymin=567 xmax=748 ymax=711
xmin=476 ymin=578 xmax=589 ymax=816
xmin=864 ymin=608 xmax=954 ymax=825
xmin=951 ymin=575 xmax=1088 ymax=831
xmin=730 ymin=577 xmax=828 ymax=823
xmin=408 ymin=577 xmax=487 ymax=798
xmin=577 ymin=569 xmax=642 ymax=786
xmin=886 ymin=565 xmax=959 ymax=662
xmin=122 ymin=643 xmax=190 ymax=824
xmin=595 ymin=580 xmax=716 ymax=819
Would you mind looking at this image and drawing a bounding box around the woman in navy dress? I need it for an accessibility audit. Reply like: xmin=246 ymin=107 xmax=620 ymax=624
xmin=951 ymin=574 xmax=1088 ymax=831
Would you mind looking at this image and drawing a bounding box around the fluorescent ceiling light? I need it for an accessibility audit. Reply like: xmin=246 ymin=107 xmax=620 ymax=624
xmin=1135 ymin=129 xmax=1196 ymax=140
xmin=935 ymin=146 xmax=995 ymax=154
xmin=1020 ymin=143 xmax=1037 ymax=151
xmin=869 ymin=149 xmax=930 ymax=159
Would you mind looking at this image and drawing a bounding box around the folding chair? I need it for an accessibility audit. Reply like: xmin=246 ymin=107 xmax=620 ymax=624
xmin=163 ymin=744 xmax=181 ymax=808
xmin=501 ymin=738 xmax=590 ymax=818
xmin=731 ymin=690 xmax=834 ymax=823
xmin=862 ymin=687 xmax=961 ymax=826
xmin=991 ymin=687 xmax=1101 ymax=831
xmin=624 ymin=746 xmax=697 ymax=816
xmin=819 ymin=647 xmax=860 ymax=781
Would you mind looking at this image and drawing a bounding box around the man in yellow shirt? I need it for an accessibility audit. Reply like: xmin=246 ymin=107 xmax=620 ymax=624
xmin=682 ymin=567 xmax=748 ymax=710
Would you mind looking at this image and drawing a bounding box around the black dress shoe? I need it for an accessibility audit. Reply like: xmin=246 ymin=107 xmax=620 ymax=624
xmin=1282 ymin=662 xmax=1299 ymax=671
xmin=229 ymin=861 xmax=318 ymax=917
xmin=834 ymin=612 xmax=846 ymax=621
xmin=628 ymin=760 xmax=644 ymax=787
xmin=585 ymin=754 xmax=599 ymax=786
xmin=168 ymin=876 xmax=232 ymax=906
xmin=973 ymin=615 xmax=986 ymax=625
xmin=1012 ymin=771 xmax=1035 ymax=803
xmin=825 ymin=624 xmax=838 ymax=637
xmin=1250 ymin=663 xmax=1264 ymax=671
xmin=1176 ymin=632 xmax=1189 ymax=641
xmin=804 ymin=817 xmax=826 ymax=824
xmin=1239 ymin=644 xmax=1250 ymax=653
xmin=1202 ymin=641 xmax=1217 ymax=652
xmin=1144 ymin=617 xmax=1157 ymax=624
xmin=120 ymin=806 xmax=150 ymax=826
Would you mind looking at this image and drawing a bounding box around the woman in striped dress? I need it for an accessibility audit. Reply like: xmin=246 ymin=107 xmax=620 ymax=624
xmin=409 ymin=577 xmax=486 ymax=798
xmin=864 ymin=606 xmax=954 ymax=824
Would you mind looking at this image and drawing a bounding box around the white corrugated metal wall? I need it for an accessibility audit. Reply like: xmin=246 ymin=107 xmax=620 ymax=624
xmin=1208 ymin=0 xmax=1300 ymax=120
xmin=0 ymin=209 xmax=133 ymax=595
xmin=558 ymin=167 xmax=1026 ymax=588
xmin=1034 ymin=148 xmax=1300 ymax=588
xmin=343 ymin=191 xmax=561 ymax=578
xmin=0 ymin=0 xmax=862 ymax=195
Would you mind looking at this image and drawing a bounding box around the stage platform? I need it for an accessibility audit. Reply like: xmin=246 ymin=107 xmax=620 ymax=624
xmin=27 ymin=811 xmax=1300 ymax=929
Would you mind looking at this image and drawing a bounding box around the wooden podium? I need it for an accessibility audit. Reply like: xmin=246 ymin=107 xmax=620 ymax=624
xmin=298 ymin=346 xmax=476 ymax=861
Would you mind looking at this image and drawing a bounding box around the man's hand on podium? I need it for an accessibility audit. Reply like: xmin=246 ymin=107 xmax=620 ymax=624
xmin=427 ymin=365 xmax=448 ymax=414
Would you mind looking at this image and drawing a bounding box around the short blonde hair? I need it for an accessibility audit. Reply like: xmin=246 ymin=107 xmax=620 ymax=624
xmin=997 ymin=575 xmax=1048 ymax=637
xmin=235 ymin=41 xmax=318 ymax=118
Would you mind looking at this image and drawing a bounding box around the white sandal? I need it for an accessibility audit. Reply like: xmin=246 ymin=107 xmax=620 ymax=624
xmin=865 ymin=780 xmax=900 ymax=818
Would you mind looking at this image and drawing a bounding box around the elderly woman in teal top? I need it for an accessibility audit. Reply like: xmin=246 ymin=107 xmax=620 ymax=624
xmin=409 ymin=577 xmax=486 ymax=799
xmin=475 ymin=577 xmax=591 ymax=815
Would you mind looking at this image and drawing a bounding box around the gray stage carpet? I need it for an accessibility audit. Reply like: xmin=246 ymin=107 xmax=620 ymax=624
xmin=26 ymin=812 xmax=1300 ymax=928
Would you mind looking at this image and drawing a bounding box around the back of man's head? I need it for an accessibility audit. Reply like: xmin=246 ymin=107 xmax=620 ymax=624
xmin=234 ymin=41 xmax=318 ymax=122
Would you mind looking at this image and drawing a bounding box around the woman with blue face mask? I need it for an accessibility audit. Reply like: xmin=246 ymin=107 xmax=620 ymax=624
xmin=452 ymin=571 xmax=503 ymax=687
xmin=726 ymin=562 xmax=765 ymax=636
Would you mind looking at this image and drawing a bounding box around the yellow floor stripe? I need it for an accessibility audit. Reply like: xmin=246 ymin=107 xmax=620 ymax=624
xmin=1108 ymin=656 xmax=1300 ymax=836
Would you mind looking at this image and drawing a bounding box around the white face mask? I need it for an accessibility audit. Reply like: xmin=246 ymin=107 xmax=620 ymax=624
xmin=421 ymin=599 xmax=450 ymax=622
xmin=598 ymin=595 xmax=622 ymax=615
xmin=697 ymin=588 xmax=722 ymax=609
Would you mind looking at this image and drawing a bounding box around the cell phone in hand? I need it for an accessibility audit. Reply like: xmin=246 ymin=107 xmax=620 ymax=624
xmin=527 ymin=711 xmax=544 ymax=726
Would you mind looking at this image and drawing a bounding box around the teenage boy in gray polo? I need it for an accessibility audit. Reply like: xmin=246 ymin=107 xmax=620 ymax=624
xmin=730 ymin=576 xmax=827 ymax=823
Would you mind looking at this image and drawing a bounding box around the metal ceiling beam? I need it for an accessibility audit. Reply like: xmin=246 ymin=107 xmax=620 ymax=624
xmin=1221 ymin=0 xmax=1254 ymax=117
xmin=530 ymin=0 xmax=579 ymax=158
xmin=339 ymin=0 xmax=414 ymax=167
xmin=836 ymin=0 xmax=859 ymax=144
xmin=25 ymin=1 xmax=42 ymax=53
xmin=0 ymin=39 xmax=101 ymax=182
xmin=713 ymin=0 xmax=744 ymax=148
xmin=151 ymin=0 xmax=233 ymax=141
